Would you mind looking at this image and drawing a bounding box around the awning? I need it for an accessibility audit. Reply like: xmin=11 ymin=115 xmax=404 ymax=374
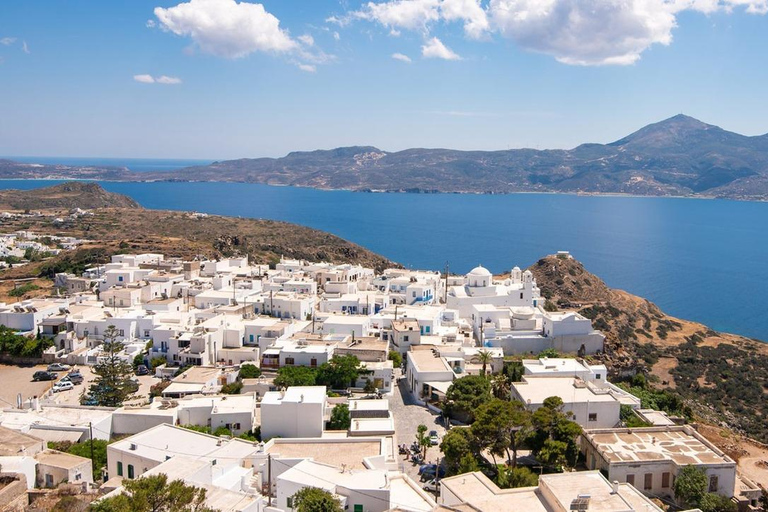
xmin=425 ymin=381 xmax=452 ymax=394
xmin=29 ymin=427 xmax=84 ymax=444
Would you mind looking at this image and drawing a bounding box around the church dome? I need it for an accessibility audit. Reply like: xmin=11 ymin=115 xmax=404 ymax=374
xmin=467 ymin=265 xmax=492 ymax=277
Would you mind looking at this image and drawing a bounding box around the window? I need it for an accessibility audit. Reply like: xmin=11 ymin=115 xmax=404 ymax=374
xmin=287 ymin=497 xmax=293 ymax=508
xmin=520 ymin=292 xmax=523 ymax=299
xmin=144 ymin=330 xmax=150 ymax=337
xmin=118 ymin=276 xmax=124 ymax=282
xmin=117 ymin=462 xmax=123 ymax=476
xmin=285 ymin=357 xmax=295 ymax=365
xmin=626 ymin=474 xmax=635 ymax=486
xmin=45 ymin=474 xmax=53 ymax=487
xmin=118 ymin=329 xmax=125 ymax=336
xmin=354 ymin=505 xmax=364 ymax=512
xmin=709 ymin=475 xmax=718 ymax=492
xmin=595 ymin=374 xmax=602 ymax=379
xmin=233 ymin=423 xmax=241 ymax=430
xmin=588 ymin=413 xmax=597 ymax=422
xmin=662 ymin=472 xmax=670 ymax=488
xmin=127 ymin=464 xmax=135 ymax=479
xmin=311 ymin=358 xmax=317 ymax=367
xmin=404 ymin=335 xmax=409 ymax=342
xmin=644 ymin=473 xmax=652 ymax=490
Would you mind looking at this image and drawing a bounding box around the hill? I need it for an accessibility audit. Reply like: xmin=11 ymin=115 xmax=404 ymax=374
xmin=528 ymin=254 xmax=768 ymax=444
xmin=0 ymin=184 xmax=396 ymax=302
xmin=0 ymin=182 xmax=142 ymax=210
xmin=3 ymin=115 xmax=767 ymax=200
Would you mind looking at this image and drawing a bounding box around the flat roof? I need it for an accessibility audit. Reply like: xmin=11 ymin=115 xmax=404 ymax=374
xmin=262 ymin=386 xmax=326 ymax=405
xmin=0 ymin=425 xmax=45 ymax=455
xmin=408 ymin=349 xmax=452 ymax=373
xmin=512 ymin=377 xmax=619 ymax=405
xmin=267 ymin=438 xmax=382 ymax=470
xmin=35 ymin=450 xmax=90 ymax=469
xmin=584 ymin=427 xmax=733 ymax=466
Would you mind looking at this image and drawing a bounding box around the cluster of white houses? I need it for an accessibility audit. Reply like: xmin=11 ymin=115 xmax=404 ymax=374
xmin=0 ymin=252 xmax=763 ymax=511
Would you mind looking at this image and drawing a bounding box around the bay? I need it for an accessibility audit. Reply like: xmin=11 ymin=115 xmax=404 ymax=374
xmin=1 ymin=179 xmax=766 ymax=341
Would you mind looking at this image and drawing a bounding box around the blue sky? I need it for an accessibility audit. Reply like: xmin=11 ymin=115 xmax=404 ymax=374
xmin=1 ymin=0 xmax=767 ymax=159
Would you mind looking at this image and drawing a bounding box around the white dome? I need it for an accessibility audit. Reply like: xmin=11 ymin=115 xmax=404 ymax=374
xmin=467 ymin=265 xmax=492 ymax=277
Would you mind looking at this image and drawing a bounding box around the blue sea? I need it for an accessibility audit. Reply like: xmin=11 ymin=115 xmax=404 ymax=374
xmin=2 ymin=178 xmax=767 ymax=341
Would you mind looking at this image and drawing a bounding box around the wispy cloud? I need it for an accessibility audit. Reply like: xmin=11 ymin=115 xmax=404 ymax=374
xmin=297 ymin=63 xmax=317 ymax=72
xmin=0 ymin=37 xmax=17 ymax=46
xmin=133 ymin=74 xmax=182 ymax=84
xmin=391 ymin=52 xmax=412 ymax=63
xmin=22 ymin=41 xmax=30 ymax=54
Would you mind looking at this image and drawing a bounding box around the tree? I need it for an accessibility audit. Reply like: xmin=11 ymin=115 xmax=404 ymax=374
xmin=363 ymin=378 xmax=376 ymax=393
xmin=471 ymin=349 xmax=494 ymax=377
xmin=496 ymin=466 xmax=539 ymax=489
xmin=328 ymin=404 xmax=351 ymax=430
xmin=440 ymin=428 xmax=477 ymax=476
xmin=503 ymin=361 xmax=524 ymax=382
xmin=490 ymin=373 xmax=511 ymax=400
xmin=238 ymin=364 xmax=261 ymax=379
xmin=388 ymin=350 xmax=402 ymax=368
xmin=274 ymin=366 xmax=317 ymax=388
xmin=220 ymin=381 xmax=243 ymax=394
xmin=674 ymin=465 xmax=708 ymax=508
xmin=444 ymin=375 xmax=491 ymax=423
xmin=291 ymin=487 xmax=343 ymax=512
xmin=90 ymin=474 xmax=217 ymax=512
xmin=63 ymin=440 xmax=109 ymax=481
xmin=471 ymin=399 xmax=531 ymax=467
xmin=527 ymin=396 xmax=582 ymax=470
xmin=416 ymin=424 xmax=431 ymax=458
xmin=700 ymin=493 xmax=737 ymax=512
xmin=316 ymin=355 xmax=361 ymax=389
xmin=86 ymin=325 xmax=135 ymax=407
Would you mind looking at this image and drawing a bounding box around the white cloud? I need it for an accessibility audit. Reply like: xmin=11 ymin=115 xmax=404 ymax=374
xmin=421 ymin=36 xmax=461 ymax=59
xmin=133 ymin=74 xmax=182 ymax=84
xmin=22 ymin=41 xmax=29 ymax=54
xmin=133 ymin=74 xmax=156 ymax=84
xmin=298 ymin=34 xmax=315 ymax=46
xmin=489 ymin=0 xmax=768 ymax=66
xmin=392 ymin=52 xmax=412 ymax=62
xmin=297 ymin=63 xmax=317 ymax=72
xmin=440 ymin=0 xmax=490 ymax=39
xmin=146 ymin=19 xmax=157 ymax=28
xmin=154 ymin=0 xmax=298 ymax=59
xmin=356 ymin=0 xmax=441 ymax=32
xmin=0 ymin=37 xmax=17 ymax=46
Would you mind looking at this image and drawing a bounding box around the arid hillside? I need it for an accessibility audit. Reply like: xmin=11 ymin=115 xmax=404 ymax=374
xmin=528 ymin=254 xmax=768 ymax=444
xmin=0 ymin=182 xmax=142 ymax=210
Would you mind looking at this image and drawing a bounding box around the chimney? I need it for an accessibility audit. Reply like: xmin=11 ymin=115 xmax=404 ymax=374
xmin=612 ymin=481 xmax=619 ymax=494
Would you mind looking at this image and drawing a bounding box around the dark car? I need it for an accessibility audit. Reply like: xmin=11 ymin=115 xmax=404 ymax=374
xmin=65 ymin=371 xmax=84 ymax=384
xmin=135 ymin=364 xmax=149 ymax=376
xmin=33 ymin=371 xmax=57 ymax=381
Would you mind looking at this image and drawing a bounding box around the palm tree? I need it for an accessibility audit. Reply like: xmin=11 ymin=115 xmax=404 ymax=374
xmin=472 ymin=349 xmax=494 ymax=377
xmin=491 ymin=373 xmax=511 ymax=399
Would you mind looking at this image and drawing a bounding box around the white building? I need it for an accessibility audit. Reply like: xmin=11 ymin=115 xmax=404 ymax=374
xmin=260 ymin=387 xmax=327 ymax=440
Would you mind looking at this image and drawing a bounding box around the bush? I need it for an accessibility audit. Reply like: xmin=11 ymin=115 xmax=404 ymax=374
xmin=327 ymin=403 xmax=351 ymax=430
xmin=238 ymin=364 xmax=261 ymax=379
xmin=8 ymin=283 xmax=41 ymax=297
xmin=388 ymin=350 xmax=402 ymax=368
xmin=149 ymin=356 xmax=167 ymax=370
xmin=149 ymin=380 xmax=171 ymax=398
xmin=221 ymin=381 xmax=243 ymax=394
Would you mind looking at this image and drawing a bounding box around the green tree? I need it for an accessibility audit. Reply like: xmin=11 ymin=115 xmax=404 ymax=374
xmin=132 ymin=353 xmax=145 ymax=370
xmin=527 ymin=396 xmax=582 ymax=470
xmin=274 ymin=366 xmax=317 ymax=388
xmin=328 ymin=403 xmax=351 ymax=430
xmin=440 ymin=428 xmax=477 ymax=476
xmin=89 ymin=474 xmax=217 ymax=512
xmin=503 ymin=361 xmax=524 ymax=382
xmin=238 ymin=364 xmax=261 ymax=379
xmin=291 ymin=487 xmax=343 ymax=512
xmin=471 ymin=399 xmax=531 ymax=467
xmin=388 ymin=350 xmax=402 ymax=368
xmin=496 ymin=466 xmax=539 ymax=489
xmin=86 ymin=325 xmax=135 ymax=407
xmin=316 ymin=355 xmax=361 ymax=389
xmin=220 ymin=381 xmax=243 ymax=394
xmin=700 ymin=493 xmax=737 ymax=512
xmin=65 ymin=440 xmax=109 ymax=481
xmin=363 ymin=378 xmax=376 ymax=393
xmin=471 ymin=349 xmax=494 ymax=377
xmin=490 ymin=373 xmax=511 ymax=399
xmin=150 ymin=356 xmax=167 ymax=370
xmin=444 ymin=375 xmax=491 ymax=423
xmin=674 ymin=465 xmax=708 ymax=508
xmin=416 ymin=424 xmax=431 ymax=458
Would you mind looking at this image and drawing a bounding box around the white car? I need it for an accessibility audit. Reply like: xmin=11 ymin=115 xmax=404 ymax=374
xmin=47 ymin=363 xmax=71 ymax=372
xmin=53 ymin=381 xmax=74 ymax=393
xmin=423 ymin=479 xmax=440 ymax=493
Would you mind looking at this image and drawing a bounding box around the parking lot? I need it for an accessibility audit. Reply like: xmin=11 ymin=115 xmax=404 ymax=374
xmin=0 ymin=363 xmax=160 ymax=408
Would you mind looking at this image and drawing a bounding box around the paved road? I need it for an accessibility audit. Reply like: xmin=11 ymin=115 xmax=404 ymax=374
xmin=390 ymin=370 xmax=447 ymax=485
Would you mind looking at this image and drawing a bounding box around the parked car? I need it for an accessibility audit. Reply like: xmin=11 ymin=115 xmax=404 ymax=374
xmin=420 ymin=465 xmax=445 ymax=481
xmin=65 ymin=371 xmax=84 ymax=384
xmin=33 ymin=370 xmax=57 ymax=381
xmin=429 ymin=430 xmax=439 ymax=445
xmin=423 ymin=479 xmax=440 ymax=493
xmin=53 ymin=381 xmax=74 ymax=393
xmin=135 ymin=364 xmax=149 ymax=376
xmin=47 ymin=363 xmax=71 ymax=372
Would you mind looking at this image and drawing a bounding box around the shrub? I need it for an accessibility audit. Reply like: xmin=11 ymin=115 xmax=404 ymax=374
xmin=221 ymin=381 xmax=243 ymax=394
xmin=238 ymin=364 xmax=261 ymax=379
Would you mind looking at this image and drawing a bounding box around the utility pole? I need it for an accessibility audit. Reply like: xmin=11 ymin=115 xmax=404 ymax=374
xmin=270 ymin=290 xmax=274 ymax=317
xmin=89 ymin=422 xmax=95 ymax=475
xmin=267 ymin=454 xmax=272 ymax=507
xmin=394 ymin=305 xmax=399 ymax=321
xmin=443 ymin=261 xmax=449 ymax=304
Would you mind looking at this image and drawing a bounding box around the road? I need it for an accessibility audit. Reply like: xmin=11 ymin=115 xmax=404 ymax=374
xmin=389 ymin=370 xmax=447 ymax=485
xmin=0 ymin=364 xmax=59 ymax=408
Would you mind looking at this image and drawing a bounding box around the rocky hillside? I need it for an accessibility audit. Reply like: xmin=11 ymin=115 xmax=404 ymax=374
xmin=528 ymin=255 xmax=768 ymax=443
xmin=0 ymin=182 xmax=141 ymax=210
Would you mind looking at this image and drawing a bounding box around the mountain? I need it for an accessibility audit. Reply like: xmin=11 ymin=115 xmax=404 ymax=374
xmin=2 ymin=115 xmax=768 ymax=199
xmin=0 ymin=182 xmax=142 ymax=210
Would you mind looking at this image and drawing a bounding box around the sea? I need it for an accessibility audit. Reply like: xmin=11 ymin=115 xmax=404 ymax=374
xmin=1 ymin=158 xmax=766 ymax=341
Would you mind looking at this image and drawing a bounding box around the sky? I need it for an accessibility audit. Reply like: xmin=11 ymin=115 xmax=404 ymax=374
xmin=1 ymin=0 xmax=767 ymax=159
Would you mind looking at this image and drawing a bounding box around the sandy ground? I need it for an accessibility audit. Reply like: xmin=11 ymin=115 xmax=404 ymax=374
xmin=49 ymin=365 xmax=159 ymax=405
xmin=698 ymin=424 xmax=768 ymax=488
